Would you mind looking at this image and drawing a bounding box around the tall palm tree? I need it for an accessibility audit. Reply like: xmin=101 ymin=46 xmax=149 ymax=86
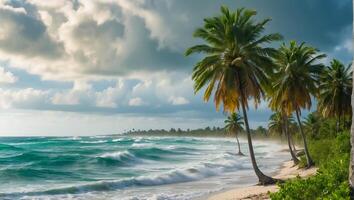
xmin=270 ymin=41 xmax=325 ymax=167
xmin=268 ymin=111 xmax=299 ymax=164
xmin=318 ymin=59 xmax=352 ymax=132
xmin=225 ymin=113 xmax=244 ymax=155
xmin=185 ymin=6 xmax=282 ymax=184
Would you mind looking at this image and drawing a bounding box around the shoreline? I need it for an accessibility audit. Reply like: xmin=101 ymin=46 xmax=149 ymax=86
xmin=206 ymin=160 xmax=317 ymax=200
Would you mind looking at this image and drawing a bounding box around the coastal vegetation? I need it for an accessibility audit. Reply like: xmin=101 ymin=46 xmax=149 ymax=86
xmin=123 ymin=126 xmax=267 ymax=138
xmin=185 ymin=5 xmax=352 ymax=199
xmin=271 ymin=126 xmax=351 ymax=199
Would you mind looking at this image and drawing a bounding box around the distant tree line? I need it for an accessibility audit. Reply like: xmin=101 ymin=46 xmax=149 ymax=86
xmin=123 ymin=125 xmax=270 ymax=138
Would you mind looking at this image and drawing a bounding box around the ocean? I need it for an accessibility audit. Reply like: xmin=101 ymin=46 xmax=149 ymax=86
xmin=0 ymin=135 xmax=288 ymax=200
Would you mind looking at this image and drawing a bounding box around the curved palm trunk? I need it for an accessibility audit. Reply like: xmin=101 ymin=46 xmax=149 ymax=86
xmin=235 ymin=135 xmax=244 ymax=155
xmin=240 ymin=101 xmax=276 ymax=185
xmin=284 ymin=115 xmax=299 ymax=164
xmin=295 ymin=109 xmax=314 ymax=167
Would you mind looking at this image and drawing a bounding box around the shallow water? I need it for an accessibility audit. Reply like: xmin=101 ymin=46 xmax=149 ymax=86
xmin=0 ymin=136 xmax=288 ymax=200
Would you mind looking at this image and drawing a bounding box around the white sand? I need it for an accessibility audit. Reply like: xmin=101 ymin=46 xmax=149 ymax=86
xmin=207 ymin=161 xmax=318 ymax=200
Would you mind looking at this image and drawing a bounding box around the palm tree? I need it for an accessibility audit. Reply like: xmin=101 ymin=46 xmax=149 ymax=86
xmin=185 ymin=6 xmax=282 ymax=184
xmin=318 ymin=59 xmax=352 ymax=132
xmin=268 ymin=112 xmax=284 ymax=136
xmin=303 ymin=112 xmax=321 ymax=139
xmin=270 ymin=41 xmax=325 ymax=167
xmin=225 ymin=113 xmax=244 ymax=155
xmin=255 ymin=126 xmax=268 ymax=136
xmin=268 ymin=111 xmax=299 ymax=164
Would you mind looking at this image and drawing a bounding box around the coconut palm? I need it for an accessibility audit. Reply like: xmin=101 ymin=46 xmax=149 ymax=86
xmin=268 ymin=111 xmax=299 ymax=164
xmin=225 ymin=113 xmax=244 ymax=155
xmin=268 ymin=112 xmax=284 ymax=136
xmin=185 ymin=6 xmax=282 ymax=184
xmin=270 ymin=41 xmax=325 ymax=167
xmin=318 ymin=59 xmax=352 ymax=132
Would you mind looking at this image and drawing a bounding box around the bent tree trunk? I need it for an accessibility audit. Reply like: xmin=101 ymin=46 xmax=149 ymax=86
xmin=240 ymin=101 xmax=276 ymax=185
xmin=295 ymin=109 xmax=314 ymax=167
xmin=284 ymin=115 xmax=299 ymax=164
xmin=235 ymin=135 xmax=244 ymax=155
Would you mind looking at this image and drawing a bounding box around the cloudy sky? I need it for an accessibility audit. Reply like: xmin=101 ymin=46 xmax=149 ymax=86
xmin=0 ymin=0 xmax=352 ymax=136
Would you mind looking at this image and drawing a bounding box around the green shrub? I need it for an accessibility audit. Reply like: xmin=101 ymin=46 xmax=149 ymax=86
xmin=317 ymin=118 xmax=338 ymax=139
xmin=270 ymin=132 xmax=351 ymax=199
xmin=334 ymin=132 xmax=351 ymax=155
xmin=299 ymin=131 xmax=350 ymax=167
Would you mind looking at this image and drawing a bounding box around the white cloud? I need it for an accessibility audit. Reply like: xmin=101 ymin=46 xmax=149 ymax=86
xmin=128 ymin=97 xmax=144 ymax=106
xmin=95 ymin=87 xmax=119 ymax=108
xmin=324 ymin=25 xmax=353 ymax=64
xmin=168 ymin=96 xmax=189 ymax=105
xmin=51 ymin=80 xmax=94 ymax=105
xmin=51 ymin=91 xmax=81 ymax=105
xmin=334 ymin=38 xmax=352 ymax=53
xmin=0 ymin=71 xmax=197 ymax=113
xmin=0 ymin=67 xmax=17 ymax=84
xmin=116 ymin=0 xmax=173 ymax=49
xmin=0 ymin=88 xmax=48 ymax=109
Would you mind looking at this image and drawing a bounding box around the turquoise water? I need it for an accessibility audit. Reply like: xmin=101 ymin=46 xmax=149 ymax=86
xmin=0 ymin=136 xmax=288 ymax=200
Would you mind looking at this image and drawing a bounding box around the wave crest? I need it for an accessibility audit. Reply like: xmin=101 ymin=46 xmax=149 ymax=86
xmin=0 ymin=155 xmax=243 ymax=198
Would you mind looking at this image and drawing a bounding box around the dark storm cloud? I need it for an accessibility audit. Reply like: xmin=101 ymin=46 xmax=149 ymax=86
xmin=0 ymin=0 xmax=351 ymax=79
xmin=0 ymin=5 xmax=64 ymax=59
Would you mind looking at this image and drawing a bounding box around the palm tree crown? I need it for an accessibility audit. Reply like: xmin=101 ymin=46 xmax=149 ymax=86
xmin=318 ymin=59 xmax=352 ymax=119
xmin=268 ymin=112 xmax=294 ymax=136
xmin=269 ymin=41 xmax=326 ymax=115
xmin=186 ymin=6 xmax=282 ymax=112
xmin=225 ymin=112 xmax=244 ymax=134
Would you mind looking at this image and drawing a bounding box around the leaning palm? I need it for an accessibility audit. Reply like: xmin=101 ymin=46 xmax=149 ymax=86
xmin=225 ymin=113 xmax=244 ymax=155
xmin=270 ymin=41 xmax=325 ymax=167
xmin=318 ymin=59 xmax=352 ymax=132
xmin=186 ymin=6 xmax=282 ymax=184
xmin=268 ymin=111 xmax=299 ymax=164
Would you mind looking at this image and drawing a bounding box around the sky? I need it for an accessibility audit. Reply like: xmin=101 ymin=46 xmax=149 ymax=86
xmin=0 ymin=0 xmax=352 ymax=136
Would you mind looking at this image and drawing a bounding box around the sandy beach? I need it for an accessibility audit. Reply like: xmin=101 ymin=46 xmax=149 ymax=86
xmin=207 ymin=161 xmax=318 ymax=200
